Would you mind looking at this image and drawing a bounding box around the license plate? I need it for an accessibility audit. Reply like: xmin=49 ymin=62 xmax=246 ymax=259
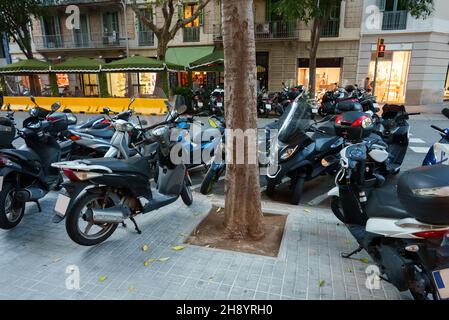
xmin=312 ymin=108 xmax=318 ymax=114
xmin=265 ymin=104 xmax=272 ymax=110
xmin=198 ymin=102 xmax=203 ymax=107
xmin=54 ymin=194 xmax=71 ymax=217
xmin=217 ymin=103 xmax=223 ymax=107
xmin=0 ymin=176 xmax=3 ymax=192
xmin=432 ymin=268 xmax=449 ymax=299
xmin=373 ymin=103 xmax=379 ymax=109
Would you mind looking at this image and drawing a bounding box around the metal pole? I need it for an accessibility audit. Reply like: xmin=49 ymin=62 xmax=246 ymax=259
xmin=372 ymin=37 xmax=380 ymax=97
xmin=122 ymin=0 xmax=130 ymax=58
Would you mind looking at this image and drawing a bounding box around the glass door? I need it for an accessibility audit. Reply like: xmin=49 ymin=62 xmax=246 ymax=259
xmin=74 ymin=14 xmax=89 ymax=48
xmin=102 ymin=12 xmax=120 ymax=45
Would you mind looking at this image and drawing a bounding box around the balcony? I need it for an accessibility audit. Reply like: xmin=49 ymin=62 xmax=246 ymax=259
xmin=34 ymin=32 xmax=126 ymax=51
xmin=183 ymin=27 xmax=200 ymax=42
xmin=138 ymin=31 xmax=155 ymax=47
xmin=321 ymin=19 xmax=340 ymax=38
xmin=382 ymin=11 xmax=408 ymax=30
xmin=213 ymin=20 xmax=298 ymax=42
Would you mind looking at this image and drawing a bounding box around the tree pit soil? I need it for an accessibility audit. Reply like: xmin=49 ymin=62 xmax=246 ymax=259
xmin=186 ymin=206 xmax=287 ymax=257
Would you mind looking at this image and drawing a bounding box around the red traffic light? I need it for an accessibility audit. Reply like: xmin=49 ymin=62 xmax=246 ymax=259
xmin=379 ymin=44 xmax=386 ymax=52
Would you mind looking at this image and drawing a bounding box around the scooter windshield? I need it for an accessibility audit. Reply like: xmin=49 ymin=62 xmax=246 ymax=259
xmin=277 ymin=97 xmax=312 ymax=144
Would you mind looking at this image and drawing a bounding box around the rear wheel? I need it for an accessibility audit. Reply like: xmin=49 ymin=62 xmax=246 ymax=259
xmin=265 ymin=180 xmax=276 ymax=197
xmin=330 ymin=196 xmax=345 ymax=223
xmin=0 ymin=183 xmax=25 ymax=230
xmin=290 ymin=176 xmax=305 ymax=205
xmin=65 ymin=192 xmax=118 ymax=246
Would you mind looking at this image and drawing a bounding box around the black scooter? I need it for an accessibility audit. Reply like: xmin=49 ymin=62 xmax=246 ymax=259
xmin=51 ymin=98 xmax=193 ymax=246
xmin=325 ymin=141 xmax=449 ymax=300
xmin=265 ymin=93 xmax=344 ymax=204
xmin=0 ymin=100 xmax=69 ymax=229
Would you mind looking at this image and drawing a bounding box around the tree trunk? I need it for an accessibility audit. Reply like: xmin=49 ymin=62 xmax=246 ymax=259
xmin=308 ymin=18 xmax=321 ymax=98
xmin=155 ymin=38 xmax=169 ymax=97
xmin=222 ymin=0 xmax=264 ymax=240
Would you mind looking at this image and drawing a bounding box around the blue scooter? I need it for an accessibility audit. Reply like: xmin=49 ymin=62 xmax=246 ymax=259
xmin=422 ymin=108 xmax=449 ymax=166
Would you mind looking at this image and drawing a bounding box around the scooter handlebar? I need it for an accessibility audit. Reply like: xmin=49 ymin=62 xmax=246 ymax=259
xmin=431 ymin=124 xmax=446 ymax=133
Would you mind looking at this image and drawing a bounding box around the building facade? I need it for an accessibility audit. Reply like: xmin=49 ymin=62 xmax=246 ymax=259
xmin=357 ymin=0 xmax=449 ymax=105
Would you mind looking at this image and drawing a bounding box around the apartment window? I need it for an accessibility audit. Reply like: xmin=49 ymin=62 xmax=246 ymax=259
xmin=41 ymin=16 xmax=63 ymax=48
xmin=138 ymin=10 xmax=154 ymax=46
xmin=73 ymin=14 xmax=89 ymax=48
xmin=181 ymin=3 xmax=202 ymax=42
xmin=102 ymin=12 xmax=120 ymax=45
xmin=321 ymin=4 xmax=341 ymax=37
xmin=381 ymin=0 xmax=408 ymax=30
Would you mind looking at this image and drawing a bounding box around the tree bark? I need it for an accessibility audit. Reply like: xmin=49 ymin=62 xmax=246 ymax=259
xmin=308 ymin=18 xmax=321 ymax=98
xmin=222 ymin=0 xmax=264 ymax=240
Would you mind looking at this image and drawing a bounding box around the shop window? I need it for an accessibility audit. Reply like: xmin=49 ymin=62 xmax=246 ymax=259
xmin=297 ymin=68 xmax=341 ymax=94
xmin=369 ymin=50 xmax=411 ymax=103
xmin=80 ymin=74 xmax=99 ymax=97
xmin=131 ymin=73 xmax=157 ymax=97
xmin=107 ymin=73 xmax=127 ymax=98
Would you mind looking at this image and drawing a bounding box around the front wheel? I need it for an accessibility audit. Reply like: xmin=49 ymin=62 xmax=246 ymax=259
xmin=330 ymin=196 xmax=345 ymax=223
xmin=65 ymin=191 xmax=119 ymax=246
xmin=290 ymin=176 xmax=305 ymax=205
xmin=180 ymin=183 xmax=193 ymax=206
xmin=0 ymin=182 xmax=25 ymax=230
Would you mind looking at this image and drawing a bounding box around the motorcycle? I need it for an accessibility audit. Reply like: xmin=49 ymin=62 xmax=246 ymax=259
xmin=0 ymin=99 xmax=70 ymax=229
xmin=265 ymin=91 xmax=344 ymax=205
xmin=51 ymin=97 xmax=193 ymax=246
xmin=325 ymin=139 xmax=449 ymax=300
xmin=191 ymin=86 xmax=207 ymax=113
xmin=209 ymin=86 xmax=224 ymax=115
xmin=422 ymin=108 xmax=449 ymax=166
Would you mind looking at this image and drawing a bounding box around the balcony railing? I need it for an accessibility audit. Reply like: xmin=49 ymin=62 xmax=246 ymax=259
xmin=183 ymin=27 xmax=200 ymax=42
xmin=321 ymin=19 xmax=340 ymax=37
xmin=41 ymin=0 xmax=115 ymax=5
xmin=382 ymin=11 xmax=408 ymax=30
xmin=138 ymin=31 xmax=155 ymax=47
xmin=34 ymin=32 xmax=126 ymax=51
xmin=213 ymin=20 xmax=298 ymax=41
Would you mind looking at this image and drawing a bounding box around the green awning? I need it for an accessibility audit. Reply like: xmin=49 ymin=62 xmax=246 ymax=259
xmin=189 ymin=50 xmax=224 ymax=71
xmin=166 ymin=46 xmax=215 ymax=68
xmin=0 ymin=59 xmax=51 ymax=74
xmin=52 ymin=57 xmax=103 ymax=73
xmin=102 ymin=55 xmax=183 ymax=72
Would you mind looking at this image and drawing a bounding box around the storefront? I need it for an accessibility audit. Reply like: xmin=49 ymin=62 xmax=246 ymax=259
xmin=297 ymin=58 xmax=342 ymax=94
xmin=368 ymin=51 xmax=411 ymax=104
xmin=256 ymin=52 xmax=269 ymax=90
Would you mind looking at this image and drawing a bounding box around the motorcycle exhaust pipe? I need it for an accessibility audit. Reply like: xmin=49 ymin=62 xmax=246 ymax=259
xmin=15 ymin=187 xmax=46 ymax=202
xmin=91 ymin=207 xmax=126 ymax=223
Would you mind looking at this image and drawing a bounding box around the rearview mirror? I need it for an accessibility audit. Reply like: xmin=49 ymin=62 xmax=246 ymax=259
xmin=51 ymin=102 xmax=61 ymax=112
xmin=140 ymin=119 xmax=148 ymax=126
xmin=30 ymin=96 xmax=36 ymax=105
xmin=129 ymin=96 xmax=136 ymax=105
xmin=103 ymin=107 xmax=110 ymax=115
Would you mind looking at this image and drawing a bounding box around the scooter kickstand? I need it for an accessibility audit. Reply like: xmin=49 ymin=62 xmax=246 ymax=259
xmin=341 ymin=246 xmax=363 ymax=259
xmin=129 ymin=217 xmax=142 ymax=234
xmin=34 ymin=200 xmax=42 ymax=213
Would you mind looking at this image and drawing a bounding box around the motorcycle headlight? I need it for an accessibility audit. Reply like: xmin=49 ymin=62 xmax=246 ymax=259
xmin=280 ymin=146 xmax=298 ymax=160
xmin=114 ymin=122 xmax=134 ymax=132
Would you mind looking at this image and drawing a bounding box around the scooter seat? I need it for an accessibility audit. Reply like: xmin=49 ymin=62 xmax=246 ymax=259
xmin=76 ymin=128 xmax=114 ymax=140
xmin=365 ymin=188 xmax=410 ymax=220
xmin=81 ymin=157 xmax=152 ymax=177
xmin=69 ymin=116 xmax=104 ymax=131
xmin=0 ymin=149 xmax=41 ymax=163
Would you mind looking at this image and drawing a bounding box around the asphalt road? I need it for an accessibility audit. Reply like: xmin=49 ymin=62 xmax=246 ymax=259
xmin=5 ymin=110 xmax=449 ymax=209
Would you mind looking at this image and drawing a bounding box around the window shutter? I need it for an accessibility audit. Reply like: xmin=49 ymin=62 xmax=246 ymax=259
xmin=199 ymin=9 xmax=204 ymax=26
xmin=378 ymin=0 xmax=386 ymax=11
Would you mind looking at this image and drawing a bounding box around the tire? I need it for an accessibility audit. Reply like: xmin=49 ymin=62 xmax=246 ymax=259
xmin=0 ymin=183 xmax=25 ymax=230
xmin=318 ymin=106 xmax=326 ymax=117
xmin=290 ymin=176 xmax=305 ymax=205
xmin=180 ymin=183 xmax=193 ymax=206
xmin=330 ymin=196 xmax=345 ymax=223
xmin=200 ymin=168 xmax=218 ymax=195
xmin=65 ymin=191 xmax=118 ymax=246
xmin=265 ymin=179 xmax=276 ymax=197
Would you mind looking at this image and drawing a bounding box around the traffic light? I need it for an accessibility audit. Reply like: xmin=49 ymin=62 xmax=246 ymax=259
xmin=377 ymin=38 xmax=385 ymax=58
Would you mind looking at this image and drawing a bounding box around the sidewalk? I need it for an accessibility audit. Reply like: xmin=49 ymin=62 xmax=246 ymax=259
xmin=0 ymin=191 xmax=411 ymax=300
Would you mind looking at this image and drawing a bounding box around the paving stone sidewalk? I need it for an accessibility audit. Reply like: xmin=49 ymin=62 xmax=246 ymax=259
xmin=0 ymin=192 xmax=412 ymax=300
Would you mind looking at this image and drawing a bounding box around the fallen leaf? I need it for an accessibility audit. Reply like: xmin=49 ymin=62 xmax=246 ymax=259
xmin=216 ymin=208 xmax=222 ymax=213
xmin=345 ymin=240 xmax=352 ymax=245
xmin=52 ymin=257 xmax=61 ymax=263
xmin=158 ymin=257 xmax=170 ymax=262
xmin=360 ymin=258 xmax=370 ymax=264
xmin=193 ymin=212 xmax=202 ymax=217
xmin=128 ymin=285 xmax=137 ymax=293
xmin=346 ymin=268 xmax=353 ymax=273
xmin=172 ymin=245 xmax=186 ymax=251
xmin=179 ymin=233 xmax=189 ymax=237
xmin=319 ymin=280 xmax=325 ymax=287
xmin=208 ymin=276 xmax=214 ymax=281
xmin=205 ymin=244 xmax=211 ymax=248
xmin=142 ymin=244 xmax=150 ymax=252
xmin=143 ymin=258 xmax=156 ymax=267
xmin=99 ymin=275 xmax=108 ymax=283
xmin=304 ymin=209 xmax=312 ymax=213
